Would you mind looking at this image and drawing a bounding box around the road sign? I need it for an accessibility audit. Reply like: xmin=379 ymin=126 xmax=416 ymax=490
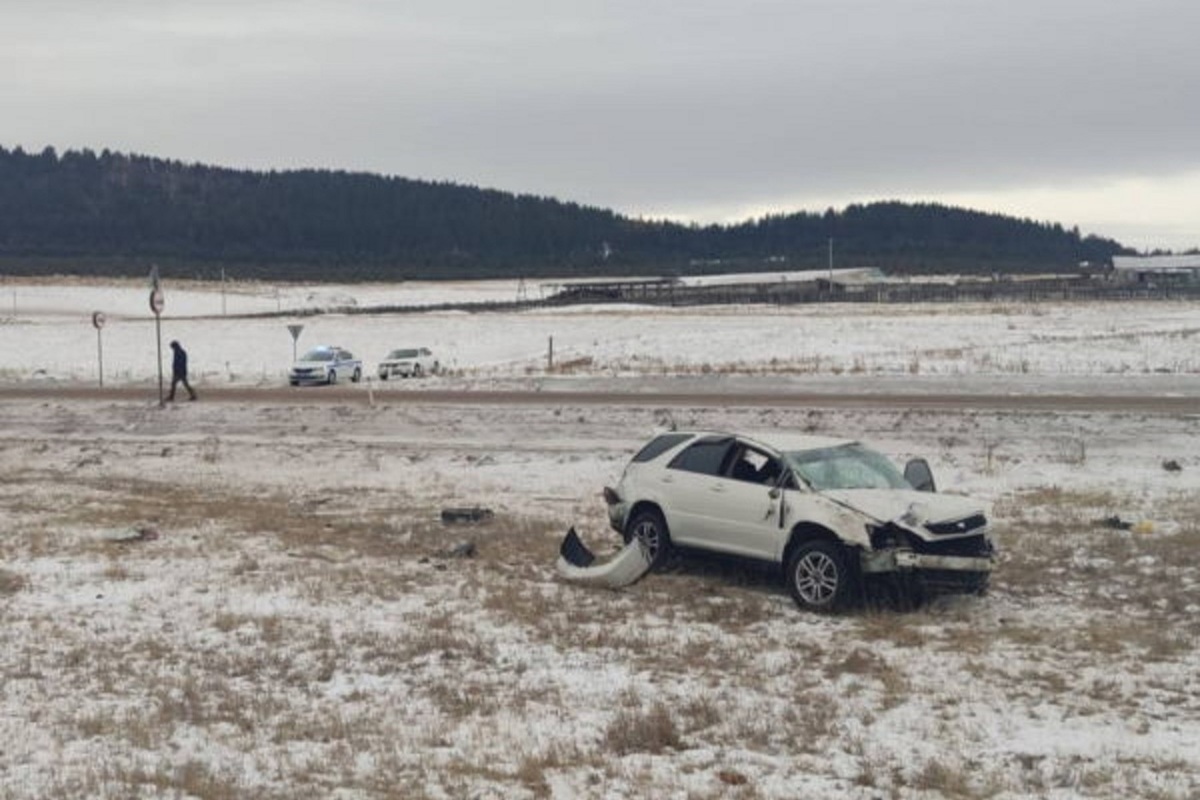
xmin=93 ymin=311 xmax=106 ymax=387
xmin=287 ymin=324 xmax=304 ymax=361
xmin=149 ymin=288 xmax=164 ymax=315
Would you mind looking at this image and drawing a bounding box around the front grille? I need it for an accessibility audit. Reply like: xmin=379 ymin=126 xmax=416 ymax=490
xmin=925 ymin=514 xmax=987 ymax=536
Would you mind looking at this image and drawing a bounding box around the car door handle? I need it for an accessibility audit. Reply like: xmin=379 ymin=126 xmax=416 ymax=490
xmin=710 ymin=484 xmax=725 ymax=492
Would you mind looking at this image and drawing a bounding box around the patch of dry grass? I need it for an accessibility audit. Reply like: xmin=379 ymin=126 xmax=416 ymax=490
xmin=603 ymin=698 xmax=681 ymax=755
xmin=0 ymin=567 xmax=26 ymax=596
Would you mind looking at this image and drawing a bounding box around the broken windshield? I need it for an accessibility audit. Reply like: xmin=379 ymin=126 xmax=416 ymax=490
xmin=784 ymin=444 xmax=911 ymax=491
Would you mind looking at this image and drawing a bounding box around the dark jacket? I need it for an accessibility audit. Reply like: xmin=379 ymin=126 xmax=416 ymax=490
xmin=171 ymin=344 xmax=188 ymax=378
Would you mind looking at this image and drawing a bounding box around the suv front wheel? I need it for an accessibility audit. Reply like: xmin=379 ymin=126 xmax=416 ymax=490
xmin=786 ymin=539 xmax=855 ymax=612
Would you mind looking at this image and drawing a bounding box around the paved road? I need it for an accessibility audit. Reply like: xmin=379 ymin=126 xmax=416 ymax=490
xmin=2 ymin=384 xmax=1196 ymax=414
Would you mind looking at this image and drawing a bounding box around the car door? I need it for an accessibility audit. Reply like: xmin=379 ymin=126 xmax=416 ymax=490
xmin=664 ymin=439 xmax=786 ymax=558
xmin=336 ymin=350 xmax=354 ymax=378
xmin=660 ymin=437 xmax=736 ymax=546
xmin=707 ymin=443 xmax=789 ymax=559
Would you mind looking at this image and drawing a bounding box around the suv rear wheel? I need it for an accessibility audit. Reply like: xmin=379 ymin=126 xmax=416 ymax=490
xmin=786 ymin=539 xmax=855 ymax=612
xmin=624 ymin=509 xmax=670 ymax=570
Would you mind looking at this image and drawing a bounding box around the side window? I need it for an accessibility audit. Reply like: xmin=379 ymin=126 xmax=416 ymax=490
xmin=668 ymin=439 xmax=734 ymax=477
xmin=729 ymin=446 xmax=783 ymax=485
xmin=631 ymin=433 xmax=693 ymax=464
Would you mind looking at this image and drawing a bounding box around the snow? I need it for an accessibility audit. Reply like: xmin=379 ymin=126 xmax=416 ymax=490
xmin=1 ymin=276 xmax=1199 ymax=799
xmin=4 ymin=278 xmax=1200 ymax=386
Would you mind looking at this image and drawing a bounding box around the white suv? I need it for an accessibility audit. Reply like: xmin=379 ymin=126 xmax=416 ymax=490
xmin=604 ymin=431 xmax=994 ymax=612
xmin=377 ymin=347 xmax=439 ymax=379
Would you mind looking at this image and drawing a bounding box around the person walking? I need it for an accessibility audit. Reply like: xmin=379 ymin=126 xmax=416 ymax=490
xmin=167 ymin=340 xmax=197 ymax=401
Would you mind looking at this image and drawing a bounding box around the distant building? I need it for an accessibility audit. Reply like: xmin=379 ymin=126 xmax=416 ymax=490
xmin=1111 ymin=254 xmax=1200 ymax=284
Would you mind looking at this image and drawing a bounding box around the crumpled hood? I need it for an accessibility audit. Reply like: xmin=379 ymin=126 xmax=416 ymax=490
xmin=821 ymin=489 xmax=984 ymax=526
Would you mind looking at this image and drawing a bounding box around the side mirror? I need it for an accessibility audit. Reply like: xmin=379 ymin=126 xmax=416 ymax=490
xmin=904 ymin=458 xmax=937 ymax=493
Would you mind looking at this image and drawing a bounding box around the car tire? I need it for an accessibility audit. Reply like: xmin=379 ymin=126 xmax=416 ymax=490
xmin=624 ymin=508 xmax=671 ymax=570
xmin=328 ymin=369 xmax=337 ymax=385
xmin=380 ymin=373 xmax=389 ymax=381
xmin=786 ymin=539 xmax=856 ymax=612
xmin=289 ymin=380 xmax=299 ymax=387
xmin=352 ymin=367 xmax=362 ymax=383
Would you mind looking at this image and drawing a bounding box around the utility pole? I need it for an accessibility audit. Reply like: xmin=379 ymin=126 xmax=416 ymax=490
xmin=149 ymin=265 xmax=165 ymax=406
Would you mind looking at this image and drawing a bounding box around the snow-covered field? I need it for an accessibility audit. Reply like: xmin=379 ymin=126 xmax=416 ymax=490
xmin=1 ymin=277 xmax=1199 ymax=799
xmin=3 ymin=276 xmax=1199 ymax=385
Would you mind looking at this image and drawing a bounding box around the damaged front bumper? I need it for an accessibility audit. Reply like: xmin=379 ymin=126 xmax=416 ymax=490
xmin=861 ymin=546 xmax=993 ymax=595
xmin=864 ymin=518 xmax=994 ymax=592
xmin=861 ymin=548 xmax=993 ymax=574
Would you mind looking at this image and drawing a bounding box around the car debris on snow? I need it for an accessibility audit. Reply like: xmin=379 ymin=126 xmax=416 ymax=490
xmin=555 ymin=527 xmax=652 ymax=589
xmin=440 ymin=506 xmax=494 ymax=524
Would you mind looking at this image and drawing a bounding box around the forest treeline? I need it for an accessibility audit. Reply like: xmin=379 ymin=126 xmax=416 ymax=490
xmin=0 ymin=145 xmax=1131 ymax=281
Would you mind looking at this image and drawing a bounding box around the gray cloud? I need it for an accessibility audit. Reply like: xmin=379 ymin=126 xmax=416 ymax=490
xmin=4 ymin=0 xmax=1198 ymax=247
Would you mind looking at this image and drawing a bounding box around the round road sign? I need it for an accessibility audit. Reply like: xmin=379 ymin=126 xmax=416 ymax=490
xmin=149 ymin=288 xmax=164 ymax=315
xmin=92 ymin=311 xmax=107 ymax=329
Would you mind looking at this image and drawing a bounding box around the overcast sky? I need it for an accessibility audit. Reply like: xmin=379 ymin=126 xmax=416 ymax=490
xmin=4 ymin=0 xmax=1198 ymax=251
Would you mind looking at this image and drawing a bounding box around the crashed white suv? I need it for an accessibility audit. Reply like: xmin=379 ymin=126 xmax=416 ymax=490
xmin=603 ymin=431 xmax=994 ymax=612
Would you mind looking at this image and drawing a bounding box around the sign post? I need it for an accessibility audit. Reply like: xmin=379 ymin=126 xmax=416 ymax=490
xmin=149 ymin=265 xmax=165 ymax=406
xmin=287 ymin=324 xmax=304 ymax=362
xmin=92 ymin=311 xmax=106 ymax=387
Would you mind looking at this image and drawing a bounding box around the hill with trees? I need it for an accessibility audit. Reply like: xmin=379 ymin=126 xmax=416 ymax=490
xmin=0 ymin=145 xmax=1130 ymax=281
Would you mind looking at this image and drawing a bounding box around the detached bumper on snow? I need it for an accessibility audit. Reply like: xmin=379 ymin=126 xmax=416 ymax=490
xmin=555 ymin=528 xmax=651 ymax=589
